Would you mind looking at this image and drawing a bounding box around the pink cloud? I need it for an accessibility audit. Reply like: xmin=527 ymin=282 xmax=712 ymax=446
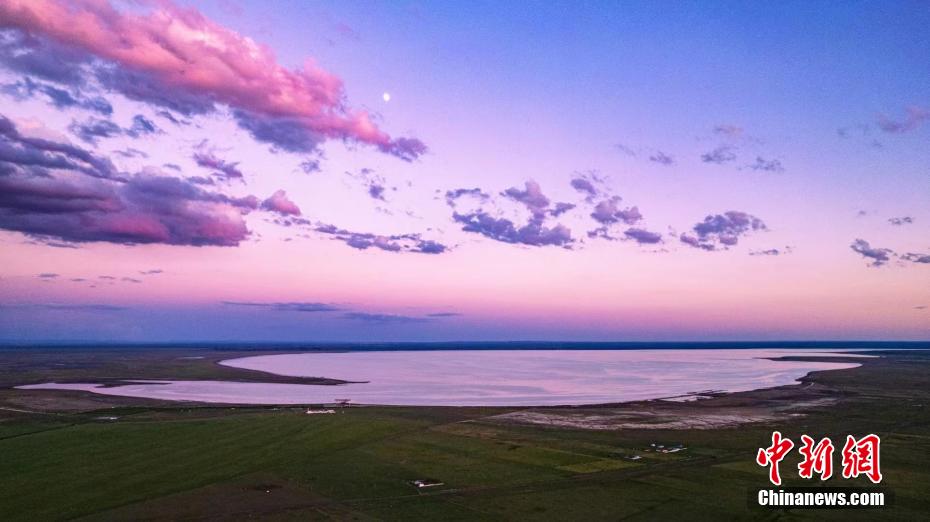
xmin=261 ymin=190 xmax=301 ymax=216
xmin=0 ymin=0 xmax=426 ymax=159
xmin=877 ymin=106 xmax=930 ymax=134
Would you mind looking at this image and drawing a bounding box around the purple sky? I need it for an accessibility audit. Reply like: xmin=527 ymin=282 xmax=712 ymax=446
xmin=0 ymin=0 xmax=928 ymax=342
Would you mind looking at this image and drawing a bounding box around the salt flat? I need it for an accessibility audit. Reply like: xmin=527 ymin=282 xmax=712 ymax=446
xmin=19 ymin=349 xmax=862 ymax=406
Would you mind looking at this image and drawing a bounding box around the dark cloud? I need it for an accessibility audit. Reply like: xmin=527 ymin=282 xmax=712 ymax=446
xmin=550 ymin=202 xmax=575 ymax=217
xmin=590 ymin=197 xmax=642 ymax=225
xmin=889 ymin=216 xmax=914 ymax=226
xmin=380 ymin=137 xmax=429 ymax=163
xmin=877 ymin=106 xmax=930 ymax=133
xmin=0 ymin=29 xmax=90 ymax=85
xmin=447 ymin=181 xmax=572 ymax=248
xmin=343 ymin=312 xmax=428 ymax=323
xmin=648 ymin=151 xmax=675 ymax=165
xmin=114 ymin=148 xmax=148 ymax=159
xmin=299 ymin=159 xmax=322 ymax=174
xmin=121 ymin=277 xmax=142 ymax=283
xmin=850 ymin=239 xmax=894 ymax=267
xmin=413 ymin=240 xmax=447 ymax=254
xmin=261 ymin=190 xmax=301 ymax=216
xmin=0 ymin=173 xmax=257 ymax=246
xmin=139 ymin=269 xmax=163 ymax=275
xmin=236 ymin=109 xmax=428 ymax=159
xmin=623 ymin=227 xmax=663 ymax=244
xmin=314 ymin=223 xmax=447 ymax=254
xmin=223 ymin=301 xmax=341 ymax=312
xmin=68 ymin=117 xmax=122 ymax=145
xmin=570 ymin=177 xmax=598 ymax=199
xmin=192 ymin=151 xmax=245 ymax=181
xmin=232 ymin=110 xmax=323 ymax=154
xmin=0 ymin=114 xmax=120 ymax=180
xmin=66 ymin=114 xmax=157 ymax=145
xmin=0 ymin=116 xmax=258 ymax=246
xmin=749 ymin=248 xmax=787 ymax=256
xmin=186 ymin=176 xmax=214 ymax=186
xmin=444 ymin=187 xmax=488 ymax=207
xmin=155 ymin=110 xmax=188 ymax=126
xmin=748 ymin=157 xmax=784 ymax=173
xmin=902 ymin=252 xmax=930 ymax=264
xmin=701 ymin=146 xmax=737 ymax=164
xmin=37 ymin=272 xmax=58 ymax=279
xmin=453 ymin=211 xmax=572 ymax=247
xmin=127 ymin=114 xmax=157 ymax=138
xmin=368 ymin=183 xmax=386 ymax=201
xmin=679 ymin=233 xmax=714 ymax=251
xmin=96 ymin=65 xmax=216 ymax=117
xmin=426 ymin=312 xmax=462 ymax=317
xmin=680 ymin=211 xmax=766 ymax=251
xmin=1 ymin=76 xmax=112 ymax=115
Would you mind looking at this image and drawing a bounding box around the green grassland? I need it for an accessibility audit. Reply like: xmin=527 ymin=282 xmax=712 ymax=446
xmin=0 ymin=350 xmax=928 ymax=520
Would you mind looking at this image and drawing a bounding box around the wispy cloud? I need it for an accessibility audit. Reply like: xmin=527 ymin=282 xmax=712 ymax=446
xmin=888 ymin=216 xmax=914 ymax=226
xmin=877 ymin=106 xmax=930 ymax=133
xmin=193 ymin=151 xmax=245 ymax=182
xmin=902 ymin=252 xmax=930 ymax=264
xmin=314 ymin=223 xmax=447 ymax=254
xmin=223 ymin=301 xmax=342 ymax=312
xmin=701 ymin=145 xmax=737 ymax=164
xmin=648 ymin=151 xmax=675 ymax=165
xmin=747 ymin=157 xmax=784 ymax=173
xmin=343 ymin=312 xmax=429 ymax=323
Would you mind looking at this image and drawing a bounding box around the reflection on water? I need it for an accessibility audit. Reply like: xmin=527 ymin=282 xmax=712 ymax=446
xmin=19 ymin=349 xmax=863 ymax=406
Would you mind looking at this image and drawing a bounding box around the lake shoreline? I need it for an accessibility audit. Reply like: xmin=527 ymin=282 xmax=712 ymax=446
xmin=10 ymin=348 xmax=870 ymax=409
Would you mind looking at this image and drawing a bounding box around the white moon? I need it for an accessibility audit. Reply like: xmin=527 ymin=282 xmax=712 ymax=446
xmin=382 ymin=92 xmax=391 ymax=102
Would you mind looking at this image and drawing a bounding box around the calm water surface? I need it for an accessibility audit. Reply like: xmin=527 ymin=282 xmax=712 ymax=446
xmin=19 ymin=349 xmax=864 ymax=406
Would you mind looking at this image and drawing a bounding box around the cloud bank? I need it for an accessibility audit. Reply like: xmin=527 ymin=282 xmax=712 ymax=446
xmin=0 ymin=0 xmax=425 ymax=160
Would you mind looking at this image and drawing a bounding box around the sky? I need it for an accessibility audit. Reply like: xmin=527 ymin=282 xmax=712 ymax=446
xmin=0 ymin=0 xmax=927 ymax=342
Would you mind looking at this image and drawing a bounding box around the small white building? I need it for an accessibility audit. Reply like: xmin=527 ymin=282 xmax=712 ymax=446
xmin=412 ymin=479 xmax=444 ymax=489
xmin=305 ymin=408 xmax=336 ymax=415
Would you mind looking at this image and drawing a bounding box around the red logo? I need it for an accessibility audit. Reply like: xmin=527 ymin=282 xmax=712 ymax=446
xmin=757 ymin=432 xmax=882 ymax=485
xmin=798 ymin=434 xmax=834 ymax=480
xmin=841 ymin=434 xmax=882 ymax=484
xmin=756 ymin=431 xmax=795 ymax=486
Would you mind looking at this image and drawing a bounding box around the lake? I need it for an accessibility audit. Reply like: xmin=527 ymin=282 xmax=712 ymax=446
xmin=17 ymin=348 xmax=865 ymax=406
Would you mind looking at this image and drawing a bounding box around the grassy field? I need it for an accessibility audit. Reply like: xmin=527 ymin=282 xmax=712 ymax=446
xmin=0 ymin=349 xmax=928 ymax=520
